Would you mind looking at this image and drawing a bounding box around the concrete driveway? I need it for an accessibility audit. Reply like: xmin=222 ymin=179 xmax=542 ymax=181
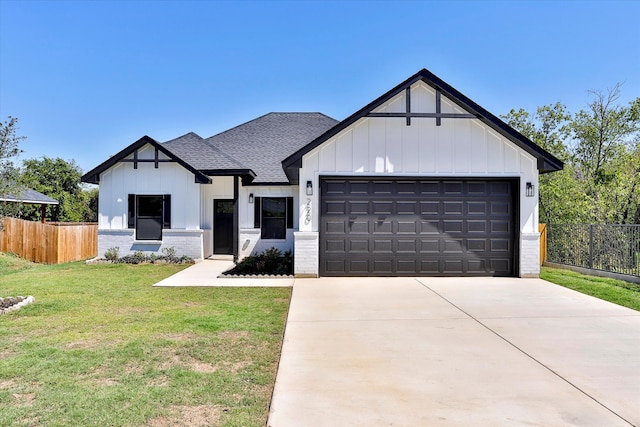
xmin=267 ymin=277 xmax=640 ymax=426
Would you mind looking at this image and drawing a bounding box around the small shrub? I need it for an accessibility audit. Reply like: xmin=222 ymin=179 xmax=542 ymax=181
xmin=104 ymin=247 xmax=120 ymax=261
xmin=161 ymin=247 xmax=177 ymax=259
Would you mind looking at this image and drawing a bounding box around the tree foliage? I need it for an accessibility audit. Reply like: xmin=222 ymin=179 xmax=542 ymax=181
xmin=503 ymin=86 xmax=640 ymax=224
xmin=0 ymin=116 xmax=26 ymax=218
xmin=18 ymin=157 xmax=97 ymax=222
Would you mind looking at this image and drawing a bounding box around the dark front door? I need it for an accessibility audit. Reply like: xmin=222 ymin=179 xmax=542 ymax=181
xmin=214 ymin=199 xmax=234 ymax=255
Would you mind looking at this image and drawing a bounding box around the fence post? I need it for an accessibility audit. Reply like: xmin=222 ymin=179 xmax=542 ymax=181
xmin=589 ymin=224 xmax=594 ymax=269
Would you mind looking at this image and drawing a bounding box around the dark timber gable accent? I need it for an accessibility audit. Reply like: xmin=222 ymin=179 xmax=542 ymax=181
xmin=81 ymin=135 xmax=211 ymax=184
xmin=282 ymin=68 xmax=564 ymax=184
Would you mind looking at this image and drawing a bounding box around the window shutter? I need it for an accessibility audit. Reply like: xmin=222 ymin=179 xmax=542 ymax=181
xmin=254 ymin=197 xmax=261 ymax=228
xmin=163 ymin=195 xmax=171 ymax=229
xmin=286 ymin=197 xmax=294 ymax=229
xmin=127 ymin=195 xmax=135 ymax=228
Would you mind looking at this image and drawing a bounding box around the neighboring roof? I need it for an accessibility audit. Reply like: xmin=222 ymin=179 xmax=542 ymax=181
xmin=282 ymin=68 xmax=564 ymax=183
xmin=204 ymin=112 xmax=339 ymax=184
xmin=0 ymin=188 xmax=59 ymax=205
xmin=81 ymin=135 xmax=212 ymax=185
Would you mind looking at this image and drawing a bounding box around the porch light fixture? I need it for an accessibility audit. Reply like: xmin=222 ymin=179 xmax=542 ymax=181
xmin=526 ymin=182 xmax=535 ymax=197
xmin=306 ymin=181 xmax=313 ymax=196
xmin=248 ymin=193 xmax=254 ymax=203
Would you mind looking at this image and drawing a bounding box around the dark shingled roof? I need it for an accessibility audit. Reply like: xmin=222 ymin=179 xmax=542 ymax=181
xmin=162 ymin=132 xmax=249 ymax=172
xmin=203 ymin=113 xmax=338 ymax=184
xmin=0 ymin=188 xmax=59 ymax=205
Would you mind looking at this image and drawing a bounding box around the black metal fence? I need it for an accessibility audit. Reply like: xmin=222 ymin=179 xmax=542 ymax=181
xmin=546 ymin=224 xmax=640 ymax=277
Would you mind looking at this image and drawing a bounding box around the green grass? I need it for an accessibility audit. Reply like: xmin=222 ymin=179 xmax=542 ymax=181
xmin=0 ymin=253 xmax=291 ymax=426
xmin=541 ymin=266 xmax=640 ymax=311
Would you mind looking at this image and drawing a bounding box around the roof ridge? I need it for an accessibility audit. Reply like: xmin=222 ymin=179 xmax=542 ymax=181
xmin=163 ymin=131 xmax=203 ymax=144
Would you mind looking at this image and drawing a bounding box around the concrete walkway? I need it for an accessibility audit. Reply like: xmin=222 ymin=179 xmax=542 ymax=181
xmin=152 ymin=259 xmax=294 ymax=287
xmin=267 ymin=277 xmax=640 ymax=426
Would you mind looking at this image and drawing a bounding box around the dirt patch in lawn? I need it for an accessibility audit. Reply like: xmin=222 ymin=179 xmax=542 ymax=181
xmin=147 ymin=404 xmax=226 ymax=427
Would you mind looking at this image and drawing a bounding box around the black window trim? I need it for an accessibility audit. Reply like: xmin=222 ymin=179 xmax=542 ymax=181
xmin=127 ymin=194 xmax=172 ymax=240
xmin=253 ymin=196 xmax=294 ymax=239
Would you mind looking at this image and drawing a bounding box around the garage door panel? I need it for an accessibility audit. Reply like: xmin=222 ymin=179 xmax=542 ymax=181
xmin=349 ymin=259 xmax=370 ymax=273
xmin=372 ymin=181 xmax=393 ymax=194
xmin=490 ymin=239 xmax=512 ymax=252
xmin=325 ymin=259 xmax=346 ymax=272
xmin=325 ymin=220 xmax=346 ymax=234
xmin=372 ymin=259 xmax=393 ymax=273
xmin=372 ymin=201 xmax=393 ymax=214
xmin=443 ymin=239 xmax=465 ymax=253
xmin=467 ymin=239 xmax=487 ymax=252
xmin=348 ymin=239 xmax=369 ymax=253
xmin=348 ymin=201 xmax=369 ymax=215
xmin=372 ymin=220 xmax=393 ymax=234
xmin=373 ymin=239 xmax=393 ymax=253
xmin=320 ymin=178 xmax=516 ymax=277
xmin=397 ymin=239 xmax=417 ymax=253
xmin=490 ymin=220 xmax=510 ymax=233
xmin=420 ymin=221 xmax=440 ymax=234
xmin=468 ymin=201 xmax=488 ymax=215
xmin=444 ymin=182 xmax=464 ymax=194
xmin=397 ymin=220 xmax=417 ymax=233
xmin=443 ymin=220 xmax=464 ymax=233
xmin=325 ymin=239 xmax=346 ymax=253
xmin=349 ymin=181 xmax=370 ymax=194
xmin=420 ymin=201 xmax=440 ymax=215
xmin=467 ymin=220 xmax=487 ymax=233
xmin=397 ymin=201 xmax=418 ymax=214
xmin=348 ymin=220 xmax=369 ymax=233
xmin=397 ymin=259 xmax=417 ymax=274
xmin=420 ymin=239 xmax=441 ymax=253
xmin=397 ymin=181 xmax=418 ymax=194
xmin=444 ymin=201 xmax=464 ymax=214
xmin=419 ymin=181 xmax=440 ymax=195
xmin=490 ymin=201 xmax=511 ymax=215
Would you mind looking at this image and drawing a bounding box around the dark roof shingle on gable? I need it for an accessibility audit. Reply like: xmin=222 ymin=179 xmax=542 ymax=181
xmin=162 ymin=131 xmax=248 ymax=172
xmin=203 ymin=112 xmax=338 ymax=184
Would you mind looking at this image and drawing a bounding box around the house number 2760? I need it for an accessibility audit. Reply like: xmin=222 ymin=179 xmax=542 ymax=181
xmin=304 ymin=199 xmax=312 ymax=225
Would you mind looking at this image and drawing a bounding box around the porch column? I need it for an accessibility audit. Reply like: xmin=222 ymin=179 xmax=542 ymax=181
xmin=233 ymin=176 xmax=239 ymax=258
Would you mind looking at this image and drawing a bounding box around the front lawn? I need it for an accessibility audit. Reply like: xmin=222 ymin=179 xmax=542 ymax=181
xmin=0 ymin=253 xmax=291 ymax=426
xmin=541 ymin=266 xmax=640 ymax=311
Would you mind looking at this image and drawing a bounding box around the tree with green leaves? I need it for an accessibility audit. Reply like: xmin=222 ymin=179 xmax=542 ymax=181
xmin=503 ymin=86 xmax=640 ymax=224
xmin=0 ymin=116 xmax=26 ymax=219
xmin=18 ymin=157 xmax=96 ymax=222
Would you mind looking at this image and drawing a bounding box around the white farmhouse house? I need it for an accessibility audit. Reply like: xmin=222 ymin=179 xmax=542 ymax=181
xmin=82 ymin=69 xmax=562 ymax=277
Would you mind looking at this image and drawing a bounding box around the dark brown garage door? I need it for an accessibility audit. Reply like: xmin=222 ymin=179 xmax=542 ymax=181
xmin=319 ymin=178 xmax=517 ymax=277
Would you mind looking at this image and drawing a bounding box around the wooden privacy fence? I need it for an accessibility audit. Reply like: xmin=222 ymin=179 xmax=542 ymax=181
xmin=0 ymin=217 xmax=98 ymax=264
xmin=539 ymin=223 xmax=547 ymax=265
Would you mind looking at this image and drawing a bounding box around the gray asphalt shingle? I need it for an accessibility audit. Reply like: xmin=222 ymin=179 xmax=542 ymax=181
xmin=161 ymin=113 xmax=338 ymax=184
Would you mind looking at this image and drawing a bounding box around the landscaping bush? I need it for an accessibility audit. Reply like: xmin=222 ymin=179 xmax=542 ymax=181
xmin=224 ymin=248 xmax=293 ymax=276
xmin=102 ymin=247 xmax=194 ymax=265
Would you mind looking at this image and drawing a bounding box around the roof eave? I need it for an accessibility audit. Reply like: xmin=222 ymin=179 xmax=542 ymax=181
xmin=282 ymin=69 xmax=564 ymax=181
xmin=81 ymin=136 xmax=212 ymax=185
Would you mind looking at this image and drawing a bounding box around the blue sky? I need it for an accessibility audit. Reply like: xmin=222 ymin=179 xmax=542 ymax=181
xmin=1 ymin=0 xmax=638 ymax=173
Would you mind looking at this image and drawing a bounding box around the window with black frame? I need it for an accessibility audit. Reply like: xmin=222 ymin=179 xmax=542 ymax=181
xmin=128 ymin=194 xmax=171 ymax=240
xmin=253 ymin=196 xmax=293 ymax=239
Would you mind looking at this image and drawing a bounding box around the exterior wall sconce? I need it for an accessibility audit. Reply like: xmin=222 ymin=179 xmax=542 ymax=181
xmin=306 ymin=180 xmax=313 ymax=196
xmin=526 ymin=182 xmax=535 ymax=197
xmin=248 ymin=193 xmax=254 ymax=203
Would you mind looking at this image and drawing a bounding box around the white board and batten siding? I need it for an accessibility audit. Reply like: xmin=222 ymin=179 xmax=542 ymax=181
xmin=296 ymin=81 xmax=541 ymax=277
xmin=237 ymin=185 xmax=298 ymax=259
xmin=97 ymin=144 xmax=204 ymax=259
